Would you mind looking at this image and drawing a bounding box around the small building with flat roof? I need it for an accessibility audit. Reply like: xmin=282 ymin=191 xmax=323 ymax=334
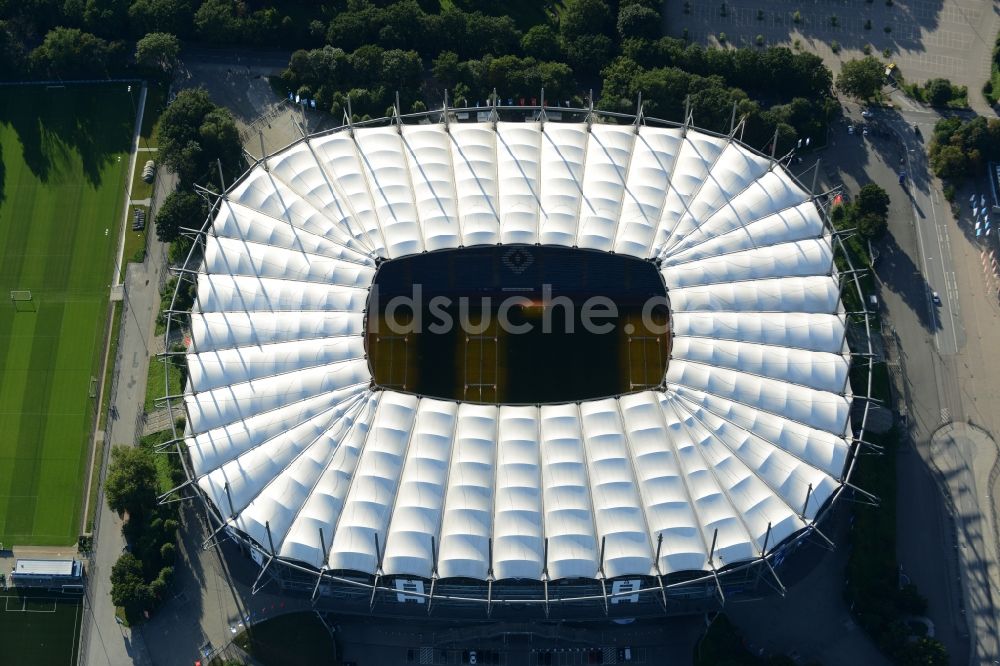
xmin=10 ymin=559 xmax=82 ymax=589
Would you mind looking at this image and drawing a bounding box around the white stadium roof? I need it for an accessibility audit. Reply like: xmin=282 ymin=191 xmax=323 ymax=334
xmin=178 ymin=120 xmax=854 ymax=586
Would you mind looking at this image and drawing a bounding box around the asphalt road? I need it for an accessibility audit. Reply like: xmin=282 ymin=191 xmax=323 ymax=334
xmin=856 ymin=88 xmax=1000 ymax=666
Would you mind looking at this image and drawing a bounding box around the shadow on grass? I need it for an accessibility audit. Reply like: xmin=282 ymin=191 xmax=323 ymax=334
xmin=235 ymin=611 xmax=338 ymax=666
xmin=0 ymin=85 xmax=133 ymax=187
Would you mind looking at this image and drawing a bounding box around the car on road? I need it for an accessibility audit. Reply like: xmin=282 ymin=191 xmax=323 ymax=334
xmin=932 ymin=291 xmax=942 ymax=306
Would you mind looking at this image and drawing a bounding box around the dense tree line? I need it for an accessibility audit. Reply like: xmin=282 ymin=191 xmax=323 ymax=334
xmin=105 ymin=433 xmax=185 ymax=622
xmin=599 ymin=43 xmax=835 ymax=154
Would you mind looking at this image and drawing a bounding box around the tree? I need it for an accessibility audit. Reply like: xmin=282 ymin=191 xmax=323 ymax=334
xmin=380 ymin=49 xmax=422 ymax=95
xmin=617 ymin=3 xmax=661 ymax=40
xmin=521 ymin=25 xmax=560 ymax=61
xmin=925 ymin=78 xmax=952 ymax=107
xmin=159 ymin=88 xmax=243 ymax=186
xmin=155 ymin=190 xmax=206 ymax=243
xmin=128 ymin=0 xmax=193 ymax=38
xmin=30 ymin=27 xmax=113 ymax=78
xmin=104 ymin=445 xmax=157 ymax=516
xmin=856 ymin=183 xmax=890 ymax=219
xmin=929 ymin=144 xmax=967 ymax=180
xmin=559 ymin=0 xmax=611 ymax=41
xmin=0 ymin=21 xmax=26 ymax=76
xmin=110 ymin=553 xmax=150 ymax=611
xmin=431 ymin=50 xmax=461 ymax=87
xmin=135 ymin=32 xmax=179 ymax=73
xmin=564 ymin=33 xmax=613 ymax=77
xmin=193 ymin=0 xmax=242 ymax=43
xmin=197 ymin=107 xmax=243 ymax=169
xmin=837 ymin=56 xmax=885 ymax=99
xmin=159 ymin=88 xmax=214 ymax=172
xmin=82 ymin=0 xmax=129 ymax=37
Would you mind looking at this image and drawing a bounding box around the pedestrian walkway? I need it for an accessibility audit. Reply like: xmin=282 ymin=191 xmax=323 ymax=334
xmin=80 ymin=167 xmax=177 ymax=666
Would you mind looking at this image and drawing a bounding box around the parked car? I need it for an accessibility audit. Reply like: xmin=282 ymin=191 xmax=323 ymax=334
xmin=932 ymin=291 xmax=942 ymax=305
xmin=847 ymin=124 xmax=855 ymax=135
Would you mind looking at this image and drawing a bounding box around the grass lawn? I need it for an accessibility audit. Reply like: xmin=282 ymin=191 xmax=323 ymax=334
xmin=0 ymin=592 xmax=82 ymax=665
xmin=144 ymin=355 xmax=183 ymax=413
xmin=234 ymin=612 xmax=339 ymax=666
xmin=0 ymin=84 xmax=134 ymax=546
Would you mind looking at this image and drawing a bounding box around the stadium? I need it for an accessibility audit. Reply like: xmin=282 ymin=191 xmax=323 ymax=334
xmin=163 ymin=102 xmax=874 ymax=621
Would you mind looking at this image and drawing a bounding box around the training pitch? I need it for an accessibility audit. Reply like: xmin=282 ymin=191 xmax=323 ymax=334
xmin=0 ymin=592 xmax=82 ymax=665
xmin=0 ymin=84 xmax=134 ymax=545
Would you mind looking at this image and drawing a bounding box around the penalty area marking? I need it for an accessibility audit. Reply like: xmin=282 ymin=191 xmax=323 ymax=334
xmin=3 ymin=596 xmax=57 ymax=612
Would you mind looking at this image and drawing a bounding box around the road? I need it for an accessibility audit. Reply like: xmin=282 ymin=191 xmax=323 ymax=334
xmin=854 ymin=90 xmax=1000 ymax=665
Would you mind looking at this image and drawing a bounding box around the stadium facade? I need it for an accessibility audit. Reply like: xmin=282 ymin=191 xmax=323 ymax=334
xmin=164 ymin=104 xmax=874 ymax=620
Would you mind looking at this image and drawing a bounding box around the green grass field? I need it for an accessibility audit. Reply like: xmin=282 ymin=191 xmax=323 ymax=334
xmin=0 ymin=84 xmax=135 ymax=546
xmin=0 ymin=592 xmax=82 ymax=665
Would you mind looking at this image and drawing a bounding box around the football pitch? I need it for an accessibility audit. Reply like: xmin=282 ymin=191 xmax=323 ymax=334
xmin=0 ymin=84 xmax=134 ymax=546
xmin=0 ymin=592 xmax=82 ymax=665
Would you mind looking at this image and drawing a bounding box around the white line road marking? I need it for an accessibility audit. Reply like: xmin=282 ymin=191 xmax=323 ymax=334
xmin=929 ymin=186 xmax=960 ymax=354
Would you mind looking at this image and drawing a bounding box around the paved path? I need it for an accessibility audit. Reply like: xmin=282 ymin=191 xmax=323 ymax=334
xmin=80 ymin=167 xmax=176 ymax=666
xmin=113 ymin=84 xmax=147 ymax=289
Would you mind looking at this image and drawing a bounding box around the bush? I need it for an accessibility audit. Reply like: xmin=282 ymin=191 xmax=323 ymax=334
xmin=857 ymin=212 xmax=887 ymax=239
xmin=925 ymin=78 xmax=953 ymax=107
xmin=160 ymin=542 xmax=177 ymax=565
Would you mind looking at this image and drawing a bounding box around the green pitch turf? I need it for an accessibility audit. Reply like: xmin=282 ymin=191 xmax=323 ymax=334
xmin=0 ymin=592 xmax=82 ymax=665
xmin=0 ymin=84 xmax=134 ymax=546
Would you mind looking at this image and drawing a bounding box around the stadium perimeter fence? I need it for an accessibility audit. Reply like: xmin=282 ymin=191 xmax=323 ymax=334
xmin=156 ymin=103 xmax=881 ymax=624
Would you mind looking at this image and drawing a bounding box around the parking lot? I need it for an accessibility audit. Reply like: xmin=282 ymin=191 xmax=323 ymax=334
xmin=663 ymin=0 xmax=999 ymax=114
